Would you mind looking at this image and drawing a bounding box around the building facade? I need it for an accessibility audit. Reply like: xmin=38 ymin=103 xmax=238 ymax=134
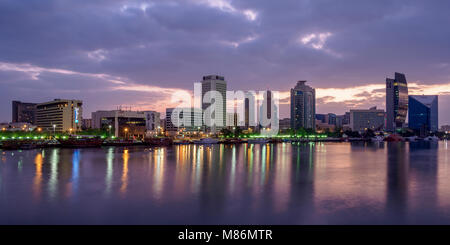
xmin=35 ymin=99 xmax=82 ymax=133
xmin=316 ymin=113 xmax=336 ymax=125
xmin=408 ymin=95 xmax=438 ymax=132
xmin=165 ymin=107 xmax=203 ymax=135
xmin=290 ymin=81 xmax=316 ymax=130
xmin=92 ymin=110 xmax=159 ymax=138
xmin=386 ymin=72 xmax=408 ymax=132
xmin=12 ymin=101 xmax=37 ymax=124
xmin=81 ymin=118 xmax=92 ymax=129
xmin=349 ymin=107 xmax=385 ymax=132
xmin=279 ymin=118 xmax=291 ymax=131
xmin=201 ymin=75 xmax=227 ymax=133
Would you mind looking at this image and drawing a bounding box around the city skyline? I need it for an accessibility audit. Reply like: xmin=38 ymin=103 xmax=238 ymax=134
xmin=1 ymin=0 xmax=450 ymax=125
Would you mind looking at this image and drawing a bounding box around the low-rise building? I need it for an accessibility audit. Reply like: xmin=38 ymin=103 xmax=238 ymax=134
xmin=279 ymin=118 xmax=291 ymax=131
xmin=349 ymin=107 xmax=385 ymax=132
xmin=92 ymin=110 xmax=160 ymax=138
xmin=82 ymin=118 xmax=92 ymax=129
xmin=165 ymin=108 xmax=202 ymax=136
xmin=1 ymin=122 xmax=36 ymax=132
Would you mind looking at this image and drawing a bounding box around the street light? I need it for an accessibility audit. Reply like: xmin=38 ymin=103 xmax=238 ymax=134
xmin=108 ymin=125 xmax=112 ymax=136
xmin=124 ymin=128 xmax=129 ymax=139
xmin=53 ymin=124 xmax=56 ymax=135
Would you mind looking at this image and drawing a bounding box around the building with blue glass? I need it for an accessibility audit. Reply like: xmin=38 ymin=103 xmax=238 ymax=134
xmin=408 ymin=95 xmax=438 ymax=132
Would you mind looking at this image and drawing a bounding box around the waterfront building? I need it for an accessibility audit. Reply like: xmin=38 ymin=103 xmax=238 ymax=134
xmin=201 ymin=75 xmax=227 ymax=133
xmin=144 ymin=111 xmax=161 ymax=132
xmin=316 ymin=120 xmax=336 ymax=133
xmin=336 ymin=112 xmax=350 ymax=128
xmin=315 ymin=114 xmax=326 ymax=123
xmin=81 ymin=118 xmax=92 ymax=129
xmin=386 ymin=72 xmax=408 ymax=132
xmin=316 ymin=113 xmax=336 ymax=125
xmin=0 ymin=122 xmax=36 ymax=132
xmin=408 ymin=95 xmax=438 ymax=132
xmin=35 ymin=99 xmax=82 ymax=133
xmin=226 ymin=113 xmax=239 ymax=128
xmin=12 ymin=100 xmax=37 ymax=124
xmin=327 ymin=113 xmax=337 ymax=125
xmin=290 ymin=81 xmax=316 ymax=130
xmin=92 ymin=109 xmax=159 ymax=138
xmin=259 ymin=90 xmax=278 ymax=130
xmin=279 ymin=118 xmax=291 ymax=131
xmin=165 ymin=107 xmax=203 ymax=136
xmin=349 ymin=107 xmax=385 ymax=132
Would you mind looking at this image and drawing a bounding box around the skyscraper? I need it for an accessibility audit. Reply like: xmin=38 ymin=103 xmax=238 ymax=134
xmin=201 ymin=75 xmax=227 ymax=133
xmin=12 ymin=101 xmax=37 ymax=124
xmin=386 ymin=72 xmax=408 ymax=132
xmin=290 ymin=81 xmax=316 ymax=130
xmin=408 ymin=95 xmax=438 ymax=132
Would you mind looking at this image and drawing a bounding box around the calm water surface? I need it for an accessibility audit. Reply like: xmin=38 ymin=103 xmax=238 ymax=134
xmin=0 ymin=141 xmax=449 ymax=224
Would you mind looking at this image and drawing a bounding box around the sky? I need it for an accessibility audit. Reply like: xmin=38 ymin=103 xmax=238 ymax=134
xmin=0 ymin=0 xmax=449 ymax=126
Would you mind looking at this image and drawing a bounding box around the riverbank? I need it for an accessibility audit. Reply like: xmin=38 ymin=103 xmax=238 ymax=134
xmin=0 ymin=136 xmax=445 ymax=150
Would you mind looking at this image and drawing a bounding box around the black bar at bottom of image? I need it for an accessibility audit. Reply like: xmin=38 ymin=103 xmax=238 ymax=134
xmin=1 ymin=225 xmax=450 ymax=243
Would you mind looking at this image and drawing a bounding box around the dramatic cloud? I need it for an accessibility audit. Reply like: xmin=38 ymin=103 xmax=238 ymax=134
xmin=0 ymin=0 xmax=449 ymax=125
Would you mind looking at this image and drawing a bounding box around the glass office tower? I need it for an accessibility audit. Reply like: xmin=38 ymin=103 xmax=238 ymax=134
xmin=408 ymin=95 xmax=438 ymax=132
xmin=386 ymin=72 xmax=408 ymax=132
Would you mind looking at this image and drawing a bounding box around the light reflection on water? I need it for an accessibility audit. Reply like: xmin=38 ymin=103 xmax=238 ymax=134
xmin=0 ymin=141 xmax=448 ymax=224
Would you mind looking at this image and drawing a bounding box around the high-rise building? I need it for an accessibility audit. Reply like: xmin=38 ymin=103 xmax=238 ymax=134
xmin=386 ymin=72 xmax=408 ymax=132
xmin=201 ymin=75 xmax=227 ymax=133
xmin=12 ymin=101 xmax=37 ymax=124
xmin=408 ymin=95 xmax=438 ymax=132
xmin=290 ymin=81 xmax=316 ymax=130
xmin=35 ymin=99 xmax=82 ymax=132
xmin=349 ymin=107 xmax=386 ymax=132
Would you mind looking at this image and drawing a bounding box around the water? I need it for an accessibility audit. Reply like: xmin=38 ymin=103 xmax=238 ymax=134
xmin=0 ymin=141 xmax=449 ymax=224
